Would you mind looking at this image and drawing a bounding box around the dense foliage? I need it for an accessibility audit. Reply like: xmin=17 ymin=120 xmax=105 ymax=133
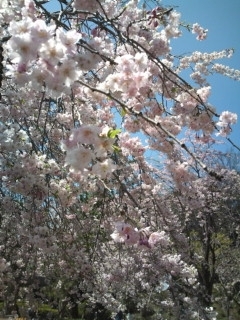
xmin=0 ymin=0 xmax=239 ymax=319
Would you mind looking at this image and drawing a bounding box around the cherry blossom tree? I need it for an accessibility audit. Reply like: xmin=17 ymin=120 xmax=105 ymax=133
xmin=0 ymin=0 xmax=240 ymax=319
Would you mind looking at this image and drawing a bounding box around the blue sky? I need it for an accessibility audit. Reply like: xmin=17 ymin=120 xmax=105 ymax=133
xmin=165 ymin=0 xmax=240 ymax=151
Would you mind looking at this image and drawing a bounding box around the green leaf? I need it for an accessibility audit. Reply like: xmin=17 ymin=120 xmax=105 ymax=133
xmin=120 ymin=107 xmax=128 ymax=117
xmin=112 ymin=145 xmax=121 ymax=153
xmin=107 ymin=128 xmax=121 ymax=139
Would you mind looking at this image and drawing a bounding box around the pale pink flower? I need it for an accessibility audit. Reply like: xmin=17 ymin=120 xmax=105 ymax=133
xmin=176 ymin=91 xmax=198 ymax=111
xmin=58 ymin=59 xmax=81 ymax=87
xmin=62 ymin=126 xmax=101 ymax=150
xmin=148 ymin=231 xmax=169 ymax=248
xmin=92 ymin=159 xmax=116 ymax=179
xmin=65 ymin=146 xmax=93 ymax=172
xmin=218 ymin=111 xmax=237 ymax=125
xmin=134 ymin=52 xmax=148 ymax=70
xmin=149 ymin=32 xmax=170 ymax=57
xmin=73 ymin=125 xmax=101 ymax=145
xmin=99 ymin=125 xmax=112 ymax=137
xmin=30 ymin=19 xmax=55 ymax=43
xmin=8 ymin=17 xmax=33 ymax=35
xmin=95 ymin=138 xmax=115 ymax=157
xmin=102 ymin=73 xmax=123 ymax=93
xmin=30 ymin=66 xmax=52 ymax=89
xmin=39 ymin=38 xmax=65 ymax=65
xmin=197 ymin=86 xmax=211 ymax=103
xmin=192 ymin=23 xmax=208 ymax=41
xmin=22 ymin=0 xmax=36 ymax=17
xmin=115 ymin=54 xmax=134 ymax=74
xmin=7 ymin=34 xmax=38 ymax=63
xmin=56 ymin=29 xmax=81 ymax=54
xmin=216 ymin=111 xmax=237 ymax=137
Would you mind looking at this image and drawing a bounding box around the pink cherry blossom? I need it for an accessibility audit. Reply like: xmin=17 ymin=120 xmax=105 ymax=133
xmin=192 ymin=23 xmax=208 ymax=40
xmin=111 ymin=222 xmax=140 ymax=245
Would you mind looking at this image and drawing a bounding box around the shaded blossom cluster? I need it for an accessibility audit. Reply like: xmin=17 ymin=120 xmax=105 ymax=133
xmin=110 ymin=222 xmax=168 ymax=248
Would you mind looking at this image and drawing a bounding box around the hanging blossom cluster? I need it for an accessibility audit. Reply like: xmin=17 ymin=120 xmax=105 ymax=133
xmin=98 ymin=52 xmax=151 ymax=99
xmin=177 ymin=49 xmax=235 ymax=86
xmin=212 ymin=63 xmax=240 ymax=80
xmin=6 ymin=17 xmax=83 ymax=96
xmin=192 ymin=23 xmax=208 ymax=41
xmin=178 ymin=49 xmax=234 ymax=71
xmin=216 ymin=111 xmax=238 ymax=137
xmin=61 ymin=125 xmax=118 ymax=178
